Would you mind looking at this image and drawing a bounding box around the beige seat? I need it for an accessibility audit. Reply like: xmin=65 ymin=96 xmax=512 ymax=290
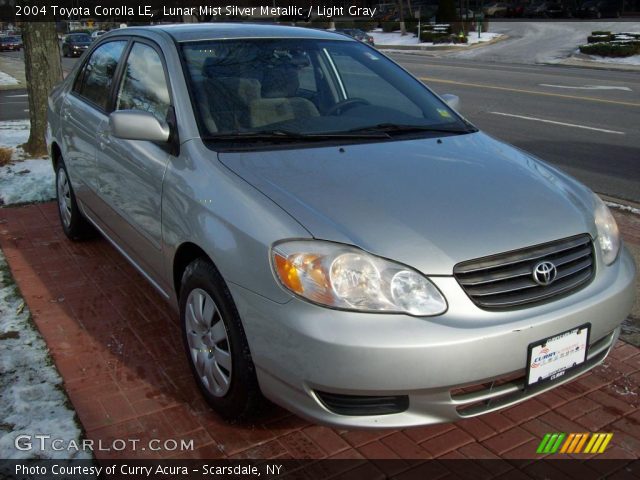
xmin=249 ymin=64 xmax=319 ymax=128
xmin=249 ymin=97 xmax=319 ymax=128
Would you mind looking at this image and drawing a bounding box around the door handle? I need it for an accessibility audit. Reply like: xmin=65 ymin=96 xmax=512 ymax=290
xmin=97 ymin=131 xmax=111 ymax=150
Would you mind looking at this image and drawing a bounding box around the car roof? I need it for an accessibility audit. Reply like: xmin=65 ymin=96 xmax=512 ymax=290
xmin=120 ymin=23 xmax=354 ymax=43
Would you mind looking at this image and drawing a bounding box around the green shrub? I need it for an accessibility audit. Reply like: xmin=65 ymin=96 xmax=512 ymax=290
xmin=588 ymin=34 xmax=613 ymax=43
xmin=591 ymin=30 xmax=611 ymax=36
xmin=420 ymin=30 xmax=451 ymax=43
xmin=381 ymin=21 xmax=400 ymax=32
xmin=579 ymin=42 xmax=640 ymax=57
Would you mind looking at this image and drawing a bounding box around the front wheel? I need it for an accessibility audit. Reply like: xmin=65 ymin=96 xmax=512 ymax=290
xmin=55 ymin=159 xmax=94 ymax=240
xmin=180 ymin=258 xmax=263 ymax=421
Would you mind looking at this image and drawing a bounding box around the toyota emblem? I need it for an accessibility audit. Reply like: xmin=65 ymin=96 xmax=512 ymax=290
xmin=532 ymin=261 xmax=557 ymax=286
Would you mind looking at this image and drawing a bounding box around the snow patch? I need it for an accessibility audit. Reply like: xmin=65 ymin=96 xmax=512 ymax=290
xmin=370 ymin=29 xmax=501 ymax=47
xmin=606 ymin=201 xmax=640 ymax=216
xmin=584 ymin=54 xmax=640 ymax=66
xmin=0 ymin=251 xmax=90 ymax=459
xmin=0 ymin=120 xmax=55 ymax=206
xmin=0 ymin=71 xmax=19 ymax=86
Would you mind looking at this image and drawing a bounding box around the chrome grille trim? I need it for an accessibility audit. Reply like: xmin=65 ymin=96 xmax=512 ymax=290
xmin=454 ymin=234 xmax=595 ymax=309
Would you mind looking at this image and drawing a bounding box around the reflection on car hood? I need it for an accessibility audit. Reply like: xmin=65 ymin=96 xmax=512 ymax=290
xmin=218 ymin=132 xmax=596 ymax=274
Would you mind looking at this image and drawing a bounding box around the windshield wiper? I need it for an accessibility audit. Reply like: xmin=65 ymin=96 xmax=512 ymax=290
xmin=201 ymin=129 xmax=390 ymax=142
xmin=347 ymin=123 xmax=477 ymax=136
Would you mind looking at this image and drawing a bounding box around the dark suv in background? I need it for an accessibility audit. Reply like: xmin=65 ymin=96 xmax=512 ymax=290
xmin=61 ymin=33 xmax=92 ymax=57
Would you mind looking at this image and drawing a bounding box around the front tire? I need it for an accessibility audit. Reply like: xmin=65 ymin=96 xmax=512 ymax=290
xmin=55 ymin=159 xmax=94 ymax=240
xmin=180 ymin=258 xmax=262 ymax=421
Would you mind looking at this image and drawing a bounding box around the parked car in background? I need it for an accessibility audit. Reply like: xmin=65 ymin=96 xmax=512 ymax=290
xmin=0 ymin=35 xmax=22 ymax=51
xmin=483 ymin=2 xmax=510 ymax=16
xmin=524 ymin=0 xmax=571 ymax=17
xmin=61 ymin=33 xmax=92 ymax=57
xmin=335 ymin=28 xmax=375 ymax=46
xmin=91 ymin=30 xmax=107 ymax=40
xmin=506 ymin=1 xmax=528 ymax=16
xmin=47 ymin=24 xmax=636 ymax=428
xmin=575 ymin=0 xmax=622 ymax=17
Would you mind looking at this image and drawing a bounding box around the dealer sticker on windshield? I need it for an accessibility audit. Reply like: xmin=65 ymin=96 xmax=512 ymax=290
xmin=527 ymin=324 xmax=590 ymax=387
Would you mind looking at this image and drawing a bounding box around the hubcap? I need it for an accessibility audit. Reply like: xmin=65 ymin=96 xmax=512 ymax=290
xmin=185 ymin=288 xmax=232 ymax=397
xmin=57 ymin=168 xmax=72 ymax=228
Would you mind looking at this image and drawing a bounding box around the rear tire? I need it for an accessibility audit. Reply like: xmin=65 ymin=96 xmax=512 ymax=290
xmin=55 ymin=158 xmax=94 ymax=241
xmin=180 ymin=258 xmax=263 ymax=421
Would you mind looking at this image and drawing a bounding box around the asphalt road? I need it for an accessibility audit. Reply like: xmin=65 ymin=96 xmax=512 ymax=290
xmin=450 ymin=21 xmax=640 ymax=64
xmin=1 ymin=49 xmax=638 ymax=203
xmin=388 ymin=53 xmax=640 ymax=203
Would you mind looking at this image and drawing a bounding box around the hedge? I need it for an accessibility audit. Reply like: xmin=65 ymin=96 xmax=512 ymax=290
xmin=579 ymin=42 xmax=640 ymax=57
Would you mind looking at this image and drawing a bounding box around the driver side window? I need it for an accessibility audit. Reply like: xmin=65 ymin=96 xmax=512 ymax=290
xmin=116 ymin=42 xmax=170 ymax=122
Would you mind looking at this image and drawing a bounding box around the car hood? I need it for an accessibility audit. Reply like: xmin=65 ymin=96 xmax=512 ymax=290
xmin=218 ymin=132 xmax=596 ymax=275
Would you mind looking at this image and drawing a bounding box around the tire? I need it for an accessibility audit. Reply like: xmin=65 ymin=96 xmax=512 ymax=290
xmin=55 ymin=158 xmax=94 ymax=240
xmin=180 ymin=258 xmax=262 ymax=421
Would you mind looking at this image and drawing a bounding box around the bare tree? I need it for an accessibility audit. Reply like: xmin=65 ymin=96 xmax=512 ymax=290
xmin=397 ymin=0 xmax=407 ymax=35
xmin=21 ymin=22 xmax=63 ymax=157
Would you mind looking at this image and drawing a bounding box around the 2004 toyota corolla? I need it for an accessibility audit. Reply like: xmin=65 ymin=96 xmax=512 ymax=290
xmin=46 ymin=24 xmax=636 ymax=428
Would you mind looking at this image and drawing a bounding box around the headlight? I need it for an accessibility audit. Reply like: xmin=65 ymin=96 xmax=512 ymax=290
xmin=593 ymin=194 xmax=620 ymax=265
xmin=271 ymin=240 xmax=447 ymax=316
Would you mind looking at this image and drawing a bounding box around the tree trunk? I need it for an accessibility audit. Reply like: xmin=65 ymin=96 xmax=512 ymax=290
xmin=21 ymin=22 xmax=63 ymax=157
xmin=398 ymin=0 xmax=407 ymax=35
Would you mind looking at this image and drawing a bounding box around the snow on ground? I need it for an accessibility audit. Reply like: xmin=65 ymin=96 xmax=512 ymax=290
xmin=370 ymin=29 xmax=501 ymax=47
xmin=0 ymin=120 xmax=55 ymax=206
xmin=582 ymin=54 xmax=640 ymax=66
xmin=0 ymin=71 xmax=19 ymax=86
xmin=0 ymin=251 xmax=90 ymax=459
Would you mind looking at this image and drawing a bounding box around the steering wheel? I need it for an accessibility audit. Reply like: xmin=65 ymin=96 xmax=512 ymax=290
xmin=326 ymin=98 xmax=370 ymax=116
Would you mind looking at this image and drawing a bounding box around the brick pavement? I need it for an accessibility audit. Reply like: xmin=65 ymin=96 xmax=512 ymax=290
xmin=0 ymin=202 xmax=638 ymax=462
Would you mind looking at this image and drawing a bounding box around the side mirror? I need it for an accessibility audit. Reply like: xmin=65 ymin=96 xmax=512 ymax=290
xmin=109 ymin=110 xmax=170 ymax=142
xmin=441 ymin=94 xmax=460 ymax=111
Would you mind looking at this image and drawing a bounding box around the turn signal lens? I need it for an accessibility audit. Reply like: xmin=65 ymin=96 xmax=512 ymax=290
xmin=274 ymin=254 xmax=303 ymax=294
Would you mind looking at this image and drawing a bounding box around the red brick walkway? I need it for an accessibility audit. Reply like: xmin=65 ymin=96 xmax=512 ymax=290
xmin=0 ymin=202 xmax=638 ymax=461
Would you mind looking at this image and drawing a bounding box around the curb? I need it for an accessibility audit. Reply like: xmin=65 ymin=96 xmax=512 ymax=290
xmin=545 ymin=55 xmax=640 ymax=72
xmin=599 ymin=194 xmax=640 ymax=216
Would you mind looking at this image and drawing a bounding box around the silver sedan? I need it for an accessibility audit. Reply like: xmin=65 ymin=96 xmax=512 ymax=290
xmin=47 ymin=23 xmax=636 ymax=428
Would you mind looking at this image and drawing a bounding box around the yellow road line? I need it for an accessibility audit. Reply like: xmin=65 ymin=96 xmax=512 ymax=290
xmin=419 ymin=76 xmax=640 ymax=107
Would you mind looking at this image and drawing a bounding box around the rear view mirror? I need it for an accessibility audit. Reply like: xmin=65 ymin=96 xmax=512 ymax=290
xmin=441 ymin=94 xmax=460 ymax=111
xmin=109 ymin=110 xmax=170 ymax=142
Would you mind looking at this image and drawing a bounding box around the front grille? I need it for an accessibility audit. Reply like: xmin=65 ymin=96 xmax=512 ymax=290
xmin=454 ymin=234 xmax=595 ymax=309
xmin=315 ymin=391 xmax=409 ymax=416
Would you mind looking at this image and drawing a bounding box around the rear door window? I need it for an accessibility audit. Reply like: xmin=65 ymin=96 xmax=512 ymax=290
xmin=73 ymin=40 xmax=127 ymax=111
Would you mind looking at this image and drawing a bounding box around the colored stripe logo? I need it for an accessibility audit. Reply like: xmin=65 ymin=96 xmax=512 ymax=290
xmin=537 ymin=433 xmax=613 ymax=454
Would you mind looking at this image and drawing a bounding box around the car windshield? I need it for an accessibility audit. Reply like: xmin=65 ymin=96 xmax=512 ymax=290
xmin=180 ymin=38 xmax=472 ymax=143
xmin=70 ymin=34 xmax=91 ymax=42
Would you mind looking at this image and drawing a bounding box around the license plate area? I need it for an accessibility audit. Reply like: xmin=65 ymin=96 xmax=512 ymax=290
xmin=526 ymin=324 xmax=590 ymax=387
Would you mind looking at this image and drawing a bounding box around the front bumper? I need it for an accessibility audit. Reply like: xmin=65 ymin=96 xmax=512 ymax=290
xmin=230 ymin=246 xmax=636 ymax=428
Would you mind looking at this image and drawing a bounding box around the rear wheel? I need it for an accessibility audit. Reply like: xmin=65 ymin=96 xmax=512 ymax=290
xmin=55 ymin=158 xmax=94 ymax=240
xmin=180 ymin=258 xmax=262 ymax=421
